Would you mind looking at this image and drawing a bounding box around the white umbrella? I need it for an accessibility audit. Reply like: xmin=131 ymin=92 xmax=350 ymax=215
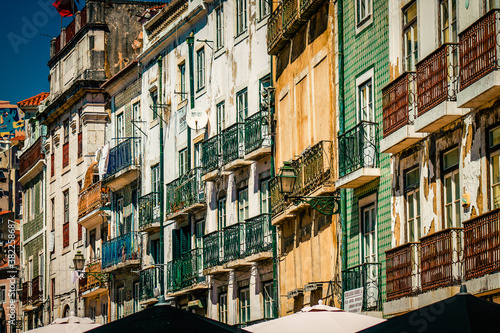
xmin=26 ymin=312 xmax=101 ymax=333
xmin=246 ymin=300 xmax=386 ymax=333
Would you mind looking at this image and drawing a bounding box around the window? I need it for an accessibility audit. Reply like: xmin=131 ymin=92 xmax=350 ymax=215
xmin=260 ymin=178 xmax=270 ymax=214
xmin=179 ymin=63 xmax=186 ymax=100
xmin=236 ymin=88 xmax=248 ymax=123
xmin=263 ymin=281 xmax=274 ymax=319
xmin=238 ymin=187 xmax=249 ymax=222
xmin=89 ymin=305 xmax=96 ymax=320
xmin=440 ymin=0 xmax=457 ymax=44
xmin=403 ymin=2 xmax=418 ymax=71
xmin=259 ymin=75 xmax=271 ymax=111
xmin=116 ymin=198 xmax=124 ymax=236
xmin=219 ymin=292 xmax=228 ymax=323
xmin=101 ymin=300 xmax=108 ymax=323
xmin=150 ymin=90 xmax=158 ymax=120
xmin=117 ymin=287 xmax=125 ymax=319
xmin=132 ymin=102 xmax=141 ymax=158
xmin=490 ymin=126 xmax=500 ymax=208
xmin=259 ymin=0 xmax=270 ymax=20
xmin=133 ymin=282 xmax=140 ymax=313
xmin=194 ymin=142 xmax=201 ymax=169
xmin=356 ymin=0 xmax=372 ymax=26
xmin=215 ymin=5 xmax=224 ymax=50
xmin=405 ymin=168 xmax=421 ymax=242
xmin=196 ymin=219 xmax=205 ymax=250
xmin=358 ymin=79 xmax=374 ymax=123
xmin=0 ymin=286 xmax=5 ymax=303
xmin=488 ymin=0 xmax=500 ymax=10
xmin=179 ymin=149 xmax=188 ymax=176
xmin=216 ymin=101 xmax=225 ymax=134
xmin=443 ymin=148 xmax=460 ymax=228
xmin=78 ymin=107 xmax=82 ymax=133
xmin=151 ymin=164 xmax=160 ymax=195
xmin=63 ymin=119 xmax=69 ymax=144
xmin=150 ymin=239 xmax=160 ymax=264
xmin=236 ymin=0 xmax=247 ymax=36
xmin=218 ymin=197 xmax=227 ymax=230
xmin=239 ymin=286 xmax=250 ymax=324
xmin=89 ymin=229 xmax=96 ymax=259
xmin=63 ymin=190 xmax=69 ymax=224
xmin=116 ymin=113 xmax=124 ymax=140
xmin=361 ymin=204 xmax=376 ymax=263
xmin=196 ymin=48 xmax=205 ymax=91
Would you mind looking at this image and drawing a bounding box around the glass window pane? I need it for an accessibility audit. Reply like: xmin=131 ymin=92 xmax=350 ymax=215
xmin=490 ymin=127 xmax=500 ymax=148
xmin=446 ymin=204 xmax=453 ymax=227
xmin=408 ymin=193 xmax=414 ymax=219
xmin=445 ymin=176 xmax=452 ymax=204
xmin=454 ymin=172 xmax=460 ymax=199
xmin=493 ymin=185 xmax=500 ymax=209
xmin=443 ymin=148 xmax=459 ymax=170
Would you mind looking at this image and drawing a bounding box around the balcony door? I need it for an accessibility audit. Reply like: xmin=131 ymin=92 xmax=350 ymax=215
xmin=357 ymin=76 xmax=376 ymax=168
xmin=361 ymin=203 xmax=379 ymax=308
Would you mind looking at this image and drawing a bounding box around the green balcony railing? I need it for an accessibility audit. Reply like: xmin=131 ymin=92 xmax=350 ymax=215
xmin=282 ymin=0 xmax=299 ymax=34
xmin=140 ymin=266 xmax=161 ymax=302
xmin=301 ymin=140 xmax=333 ymax=194
xmin=338 ymin=121 xmax=379 ymax=177
xmin=299 ymin=0 xmax=325 ymax=16
xmin=203 ymin=230 xmax=222 ymax=269
xmin=267 ymin=3 xmax=283 ymax=54
xmin=166 ymin=168 xmax=204 ymax=215
xmin=201 ymin=134 xmax=220 ymax=174
xmin=245 ymin=214 xmax=272 ymax=257
xmin=223 ymin=223 xmax=245 ymax=262
xmin=270 ymin=177 xmax=286 ymax=217
xmin=138 ymin=192 xmax=160 ymax=230
xmin=245 ymin=110 xmax=271 ymax=155
xmin=221 ymin=123 xmax=245 ymax=165
xmin=102 ymin=232 xmax=141 ymax=269
xmin=342 ymin=262 xmax=382 ymax=312
xmin=166 ymin=249 xmax=205 ymax=293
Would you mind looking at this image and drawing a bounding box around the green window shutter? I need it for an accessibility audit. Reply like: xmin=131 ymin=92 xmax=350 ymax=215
xmin=172 ymin=229 xmax=181 ymax=260
xmin=180 ymin=225 xmax=191 ymax=254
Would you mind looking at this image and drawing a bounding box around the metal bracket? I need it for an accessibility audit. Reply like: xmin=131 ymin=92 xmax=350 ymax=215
xmin=286 ymin=195 xmax=341 ymax=216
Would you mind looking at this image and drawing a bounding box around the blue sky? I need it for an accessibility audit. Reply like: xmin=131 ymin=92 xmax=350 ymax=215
xmin=0 ymin=1 xmax=82 ymax=104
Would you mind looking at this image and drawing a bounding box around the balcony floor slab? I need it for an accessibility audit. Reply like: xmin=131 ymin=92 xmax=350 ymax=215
xmin=222 ymin=159 xmax=253 ymax=172
xmin=458 ymin=70 xmax=500 ymax=108
xmin=168 ymin=203 xmax=207 ymax=222
xmin=102 ymin=259 xmax=141 ymax=274
xmin=103 ymin=166 xmax=140 ymax=192
xmin=383 ymin=296 xmax=418 ymax=316
xmin=465 ymin=271 xmax=500 ymax=297
xmin=336 ymin=168 xmax=381 ymax=189
xmin=223 ymin=258 xmax=252 ymax=269
xmin=245 ymin=251 xmax=272 ymax=262
xmin=81 ymin=286 xmax=108 ymax=299
xmin=78 ymin=209 xmax=108 ymax=230
xmin=245 ymin=147 xmax=271 ymax=161
xmin=139 ymin=297 xmax=158 ymax=306
xmin=202 ymin=169 xmax=219 ymax=182
xmin=414 ymin=101 xmax=465 ymax=133
xmin=19 ymin=160 xmax=45 ymax=186
xmin=381 ymin=125 xmax=426 ymax=154
xmin=417 ymin=285 xmax=460 ymax=308
xmin=202 ymin=265 xmax=230 ymax=276
xmin=167 ymin=281 xmax=208 ymax=297
xmin=139 ymin=222 xmax=161 ymax=233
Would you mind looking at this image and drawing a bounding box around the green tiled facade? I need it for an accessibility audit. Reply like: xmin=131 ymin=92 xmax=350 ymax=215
xmin=23 ymin=174 xmax=44 ymax=271
xmin=24 ymin=235 xmax=44 ymax=278
xmin=342 ymin=0 xmax=391 ymax=303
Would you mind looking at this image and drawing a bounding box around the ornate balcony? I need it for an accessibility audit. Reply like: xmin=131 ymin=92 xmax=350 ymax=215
xmin=79 ymin=259 xmax=107 ymax=296
xmin=270 ymin=177 xmax=286 ymax=217
xmin=166 ymin=168 xmax=206 ymax=221
xmin=381 ymin=72 xmax=425 ymax=154
xmin=223 ymin=223 xmax=246 ymax=267
xmin=244 ymin=110 xmax=271 ymax=160
xmin=386 ymin=242 xmax=420 ymax=302
xmin=299 ymin=0 xmax=325 ymax=17
xmin=282 ymin=0 xmax=300 ymax=37
xmin=31 ymin=275 xmax=43 ymax=305
xmin=77 ymin=181 xmax=110 ymax=230
xmin=102 ymin=232 xmax=141 ymax=272
xmin=267 ymin=4 xmax=284 ymax=55
xmin=19 ymin=137 xmax=45 ymax=184
xmin=201 ymin=134 xmax=220 ymax=180
xmin=203 ymin=230 xmax=223 ymax=271
xmin=342 ymin=263 xmax=382 ymax=312
xmin=138 ymin=192 xmax=160 ymax=233
xmin=420 ymin=228 xmax=462 ymax=293
xmin=414 ymin=43 xmax=462 ymax=133
xmin=464 ymin=209 xmax=500 ymax=281
xmin=336 ymin=121 xmax=380 ymax=188
xmin=166 ymin=249 xmax=206 ymax=295
xmin=140 ymin=266 xmax=161 ymax=304
xmin=21 ymin=281 xmax=30 ymax=306
xmin=221 ymin=123 xmax=251 ymax=171
xmin=458 ymin=9 xmax=500 ymax=108
xmin=104 ymin=138 xmax=141 ymax=191
xmin=244 ymin=214 xmax=273 ymax=259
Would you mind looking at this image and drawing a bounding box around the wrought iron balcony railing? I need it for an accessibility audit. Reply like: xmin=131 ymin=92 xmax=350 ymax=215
xmin=79 ymin=259 xmax=106 ymax=293
xmin=420 ymin=228 xmax=463 ymax=293
xmin=166 ymin=249 xmax=205 ymax=293
xmin=139 ymin=192 xmax=160 ymax=230
xmin=102 ymin=232 xmax=141 ymax=269
xmin=78 ymin=181 xmax=110 ymax=219
xmin=221 ymin=123 xmax=245 ymax=165
xmin=386 ymin=242 xmax=420 ymax=301
xmin=245 ymin=110 xmax=271 ymax=155
xmin=282 ymin=0 xmax=299 ymax=35
xmin=342 ymin=262 xmax=382 ymax=311
xmin=459 ymin=9 xmax=500 ymax=90
xmin=166 ymin=167 xmax=204 ymax=215
xmin=299 ymin=0 xmax=325 ymax=17
xmin=203 ymin=230 xmax=223 ymax=269
xmin=19 ymin=137 xmax=44 ymax=177
xmin=140 ymin=266 xmax=161 ymax=302
xmin=338 ymin=121 xmax=379 ymax=178
xmin=105 ymin=138 xmax=141 ymax=178
xmin=31 ymin=276 xmax=43 ymax=304
xmin=244 ymin=214 xmax=272 ymax=257
xmin=267 ymin=4 xmax=283 ymax=54
xmin=464 ymin=208 xmax=500 ymax=280
xmin=417 ymin=43 xmax=459 ymax=116
xmin=270 ymin=177 xmax=286 ymax=217
xmin=382 ymin=72 xmax=417 ymax=137
xmin=201 ymin=134 xmax=220 ymax=174
xmin=21 ymin=281 xmax=31 ymax=305
xmin=223 ymin=223 xmax=245 ymax=262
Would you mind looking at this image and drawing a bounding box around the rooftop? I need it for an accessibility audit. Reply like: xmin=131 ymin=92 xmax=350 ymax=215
xmin=17 ymin=93 xmax=50 ymax=107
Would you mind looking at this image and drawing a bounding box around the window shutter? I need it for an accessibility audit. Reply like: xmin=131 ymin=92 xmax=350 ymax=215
xmin=172 ymin=229 xmax=180 ymax=260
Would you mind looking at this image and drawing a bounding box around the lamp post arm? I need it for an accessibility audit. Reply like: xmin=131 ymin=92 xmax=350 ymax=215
xmin=284 ymin=195 xmax=341 ymax=216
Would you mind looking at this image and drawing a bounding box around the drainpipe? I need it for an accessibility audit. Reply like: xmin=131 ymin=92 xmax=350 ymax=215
xmin=186 ymin=32 xmax=195 ymax=170
xmin=338 ymin=0 xmax=348 ymax=304
xmin=158 ymin=56 xmax=165 ymax=296
xmin=269 ymin=56 xmax=278 ymax=318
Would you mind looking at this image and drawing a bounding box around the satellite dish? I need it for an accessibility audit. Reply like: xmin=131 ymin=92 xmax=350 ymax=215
xmin=186 ymin=107 xmax=208 ymax=130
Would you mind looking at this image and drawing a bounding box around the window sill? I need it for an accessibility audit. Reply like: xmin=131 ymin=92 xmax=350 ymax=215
xmin=234 ymin=31 xmax=249 ymax=46
xmin=214 ymin=47 xmax=226 ymax=60
xmin=257 ymin=16 xmax=269 ymax=31
xmin=77 ymin=156 xmax=84 ymax=166
xmin=355 ymin=14 xmax=373 ymax=35
xmin=62 ymin=246 xmax=71 ymax=256
xmin=62 ymin=164 xmax=71 ymax=176
xmin=150 ymin=118 xmax=159 ymax=129
xmin=196 ymin=87 xmax=207 ymax=99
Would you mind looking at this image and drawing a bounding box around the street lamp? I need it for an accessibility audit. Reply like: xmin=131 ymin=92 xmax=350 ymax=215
xmin=277 ymin=162 xmax=340 ymax=216
xmin=72 ymin=251 xmax=109 ymax=283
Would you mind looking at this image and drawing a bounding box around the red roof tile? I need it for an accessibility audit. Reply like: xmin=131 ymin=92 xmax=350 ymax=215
xmin=17 ymin=92 xmax=49 ymax=107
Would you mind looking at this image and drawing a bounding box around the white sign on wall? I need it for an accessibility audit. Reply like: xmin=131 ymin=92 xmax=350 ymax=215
xmin=344 ymin=287 xmax=364 ymax=313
